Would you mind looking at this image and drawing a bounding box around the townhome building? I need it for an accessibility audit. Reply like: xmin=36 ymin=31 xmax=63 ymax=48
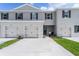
xmin=0 ymin=4 xmax=79 ymax=38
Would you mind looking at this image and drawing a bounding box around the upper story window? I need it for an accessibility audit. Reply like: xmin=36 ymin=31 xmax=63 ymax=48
xmin=1 ymin=13 xmax=9 ymax=20
xmin=30 ymin=13 xmax=38 ymax=20
xmin=16 ymin=13 xmax=23 ymax=20
xmin=74 ymin=25 xmax=79 ymax=33
xmin=45 ymin=13 xmax=52 ymax=20
xmin=62 ymin=10 xmax=71 ymax=18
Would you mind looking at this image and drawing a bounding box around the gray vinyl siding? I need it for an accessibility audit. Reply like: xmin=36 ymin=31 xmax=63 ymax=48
xmin=56 ymin=9 xmax=79 ymax=37
xmin=0 ymin=11 xmax=55 ymax=25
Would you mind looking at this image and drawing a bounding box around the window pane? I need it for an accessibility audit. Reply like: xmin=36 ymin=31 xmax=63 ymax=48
xmin=74 ymin=26 xmax=79 ymax=33
xmin=32 ymin=13 xmax=36 ymax=19
xmin=30 ymin=13 xmax=38 ymax=20
xmin=45 ymin=13 xmax=52 ymax=19
xmin=16 ymin=13 xmax=23 ymax=20
xmin=1 ymin=13 xmax=9 ymax=20
xmin=62 ymin=10 xmax=71 ymax=18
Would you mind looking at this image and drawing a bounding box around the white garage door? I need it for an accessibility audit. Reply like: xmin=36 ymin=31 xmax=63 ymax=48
xmin=4 ymin=24 xmax=38 ymax=38
xmin=24 ymin=25 xmax=38 ymax=38
xmin=1 ymin=21 xmax=44 ymax=38
xmin=4 ymin=25 xmax=17 ymax=38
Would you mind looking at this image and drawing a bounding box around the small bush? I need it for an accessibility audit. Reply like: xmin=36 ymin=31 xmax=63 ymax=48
xmin=17 ymin=36 xmax=23 ymax=39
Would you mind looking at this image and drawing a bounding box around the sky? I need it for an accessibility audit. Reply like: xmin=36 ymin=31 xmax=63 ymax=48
xmin=0 ymin=3 xmax=79 ymax=10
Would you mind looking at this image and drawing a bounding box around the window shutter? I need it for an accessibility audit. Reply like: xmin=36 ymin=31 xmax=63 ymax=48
xmin=51 ymin=13 xmax=52 ymax=19
xmin=45 ymin=13 xmax=46 ymax=19
xmin=69 ymin=10 xmax=71 ymax=18
xmin=36 ymin=13 xmax=38 ymax=20
xmin=62 ymin=10 xmax=64 ymax=18
xmin=15 ymin=13 xmax=17 ymax=20
xmin=30 ymin=13 xmax=32 ymax=20
xmin=7 ymin=13 xmax=8 ymax=20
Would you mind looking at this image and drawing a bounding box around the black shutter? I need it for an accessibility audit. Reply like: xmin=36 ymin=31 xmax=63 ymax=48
xmin=30 ymin=13 xmax=32 ymax=20
xmin=62 ymin=10 xmax=64 ymax=18
xmin=15 ymin=13 xmax=17 ymax=20
xmin=45 ymin=13 xmax=46 ymax=19
xmin=1 ymin=13 xmax=3 ymax=19
xmin=7 ymin=13 xmax=9 ymax=20
xmin=36 ymin=13 xmax=38 ymax=20
xmin=69 ymin=10 xmax=71 ymax=18
xmin=51 ymin=13 xmax=52 ymax=19
xmin=21 ymin=13 xmax=23 ymax=19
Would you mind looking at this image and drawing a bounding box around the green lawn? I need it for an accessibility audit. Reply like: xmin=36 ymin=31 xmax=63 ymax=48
xmin=52 ymin=36 xmax=79 ymax=56
xmin=0 ymin=39 xmax=19 ymax=49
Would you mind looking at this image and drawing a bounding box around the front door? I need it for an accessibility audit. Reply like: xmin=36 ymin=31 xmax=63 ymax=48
xmin=43 ymin=26 xmax=47 ymax=35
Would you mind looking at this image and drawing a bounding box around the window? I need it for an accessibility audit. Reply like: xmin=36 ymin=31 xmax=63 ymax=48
xmin=74 ymin=25 xmax=79 ymax=33
xmin=30 ymin=13 xmax=38 ymax=20
xmin=45 ymin=13 xmax=52 ymax=20
xmin=16 ymin=13 xmax=23 ymax=20
xmin=62 ymin=10 xmax=71 ymax=18
xmin=1 ymin=13 xmax=9 ymax=20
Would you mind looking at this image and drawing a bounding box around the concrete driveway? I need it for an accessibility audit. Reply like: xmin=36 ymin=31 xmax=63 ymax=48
xmin=0 ymin=37 xmax=73 ymax=56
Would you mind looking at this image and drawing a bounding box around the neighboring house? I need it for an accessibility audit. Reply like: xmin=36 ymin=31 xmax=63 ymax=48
xmin=56 ymin=8 xmax=79 ymax=37
xmin=0 ymin=4 xmax=79 ymax=38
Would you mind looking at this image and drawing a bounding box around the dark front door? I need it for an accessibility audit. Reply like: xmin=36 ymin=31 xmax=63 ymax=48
xmin=43 ymin=30 xmax=47 ymax=35
xmin=43 ymin=26 xmax=47 ymax=35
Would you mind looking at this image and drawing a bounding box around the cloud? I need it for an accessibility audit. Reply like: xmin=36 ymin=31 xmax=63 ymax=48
xmin=48 ymin=7 xmax=54 ymax=11
xmin=40 ymin=3 xmax=67 ymax=11
xmin=46 ymin=3 xmax=75 ymax=10
xmin=40 ymin=7 xmax=55 ymax=11
xmin=72 ymin=4 xmax=79 ymax=8
xmin=40 ymin=7 xmax=47 ymax=10
xmin=48 ymin=3 xmax=67 ymax=8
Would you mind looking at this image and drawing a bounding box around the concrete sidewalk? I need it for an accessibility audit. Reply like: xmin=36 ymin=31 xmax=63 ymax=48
xmin=0 ymin=37 xmax=73 ymax=56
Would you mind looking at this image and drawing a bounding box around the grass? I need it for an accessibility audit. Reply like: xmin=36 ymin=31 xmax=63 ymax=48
xmin=52 ymin=36 xmax=79 ymax=56
xmin=0 ymin=39 xmax=19 ymax=49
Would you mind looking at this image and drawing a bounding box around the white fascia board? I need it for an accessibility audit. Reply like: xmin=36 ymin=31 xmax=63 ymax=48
xmin=0 ymin=10 xmax=55 ymax=13
xmin=0 ymin=20 xmax=44 ymax=23
xmin=13 ymin=4 xmax=41 ymax=11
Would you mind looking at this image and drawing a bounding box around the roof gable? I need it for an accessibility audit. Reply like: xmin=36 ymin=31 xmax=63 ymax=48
xmin=13 ymin=4 xmax=41 ymax=11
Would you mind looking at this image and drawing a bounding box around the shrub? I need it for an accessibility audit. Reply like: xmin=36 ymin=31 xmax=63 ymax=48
xmin=17 ymin=36 xmax=23 ymax=39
